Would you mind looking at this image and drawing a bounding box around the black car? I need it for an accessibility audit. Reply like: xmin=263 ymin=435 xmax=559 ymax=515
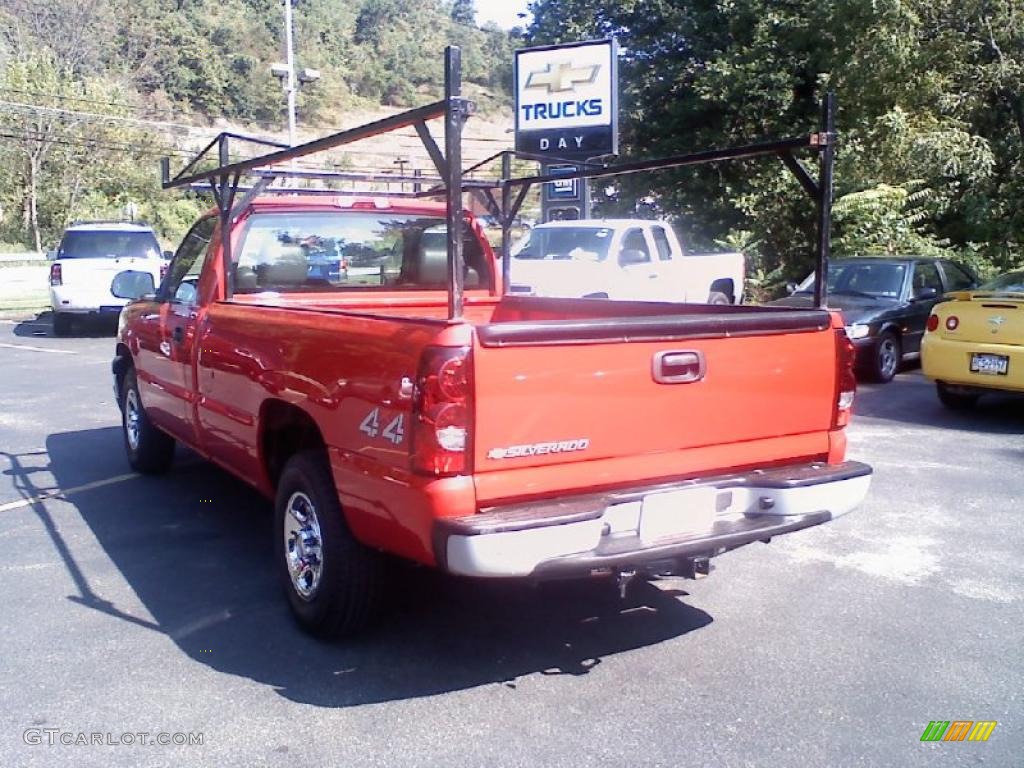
xmin=770 ymin=256 xmax=979 ymax=382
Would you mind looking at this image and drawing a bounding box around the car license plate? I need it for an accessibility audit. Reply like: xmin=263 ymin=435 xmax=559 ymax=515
xmin=970 ymin=353 xmax=1008 ymax=376
xmin=639 ymin=487 xmax=718 ymax=544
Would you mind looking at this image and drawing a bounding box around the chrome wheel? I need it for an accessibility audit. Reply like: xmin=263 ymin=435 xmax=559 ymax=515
xmin=283 ymin=491 xmax=323 ymax=601
xmin=877 ymin=337 xmax=899 ymax=380
xmin=125 ymin=388 xmax=141 ymax=451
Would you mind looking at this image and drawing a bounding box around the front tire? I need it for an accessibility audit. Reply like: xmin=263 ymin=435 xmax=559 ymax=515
xmin=275 ymin=450 xmax=387 ymax=639
xmin=121 ymin=368 xmax=175 ymax=473
xmin=936 ymin=382 xmax=980 ymax=411
xmin=869 ymin=331 xmax=901 ymax=383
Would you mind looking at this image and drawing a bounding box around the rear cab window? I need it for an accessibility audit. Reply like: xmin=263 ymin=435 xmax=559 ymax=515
xmin=232 ymin=211 xmax=489 ymax=294
xmin=58 ymin=230 xmax=161 ymax=259
xmin=651 ymin=226 xmax=674 ymax=261
xmin=618 ymin=228 xmax=652 ymax=266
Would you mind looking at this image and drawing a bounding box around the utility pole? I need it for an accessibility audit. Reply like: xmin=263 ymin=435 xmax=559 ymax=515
xmin=283 ymin=0 xmax=297 ymax=146
xmin=393 ymin=157 xmax=409 ymax=192
xmin=271 ymin=0 xmax=320 ymax=147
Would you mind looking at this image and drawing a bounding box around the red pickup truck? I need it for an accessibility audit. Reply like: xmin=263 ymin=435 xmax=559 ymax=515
xmin=112 ymin=194 xmax=871 ymax=637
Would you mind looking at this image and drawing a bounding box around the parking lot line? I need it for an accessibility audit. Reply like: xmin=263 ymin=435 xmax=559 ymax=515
xmin=0 ymin=341 xmax=77 ymax=355
xmin=0 ymin=472 xmax=138 ymax=513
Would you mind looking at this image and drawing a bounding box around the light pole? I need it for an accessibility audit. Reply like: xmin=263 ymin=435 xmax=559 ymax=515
xmin=393 ymin=157 xmax=410 ymax=191
xmin=270 ymin=0 xmax=320 ymax=147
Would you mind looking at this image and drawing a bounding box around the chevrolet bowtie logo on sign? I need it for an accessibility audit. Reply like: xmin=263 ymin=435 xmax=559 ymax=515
xmin=514 ymin=39 xmax=618 ymax=159
xmin=920 ymin=720 xmax=997 ymax=742
xmin=525 ymin=61 xmax=600 ymax=93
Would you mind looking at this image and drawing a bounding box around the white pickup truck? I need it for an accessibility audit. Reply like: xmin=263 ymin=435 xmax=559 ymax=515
xmin=48 ymin=222 xmax=169 ymax=335
xmin=509 ymin=219 xmax=745 ymax=304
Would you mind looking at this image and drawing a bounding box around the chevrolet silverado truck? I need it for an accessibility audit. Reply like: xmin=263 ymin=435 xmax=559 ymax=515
xmin=111 ymin=193 xmax=871 ymax=638
xmin=509 ymin=219 xmax=744 ymax=304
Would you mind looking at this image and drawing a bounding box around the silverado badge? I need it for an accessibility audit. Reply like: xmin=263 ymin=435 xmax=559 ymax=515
xmin=487 ymin=439 xmax=590 ymax=460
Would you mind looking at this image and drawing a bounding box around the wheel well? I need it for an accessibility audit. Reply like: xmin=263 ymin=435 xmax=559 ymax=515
xmin=709 ymin=278 xmax=735 ymax=302
xmin=113 ymin=343 xmax=133 ymax=405
xmin=260 ymin=400 xmax=327 ymax=489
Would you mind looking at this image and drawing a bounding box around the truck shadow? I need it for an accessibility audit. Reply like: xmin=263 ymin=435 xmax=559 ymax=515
xmin=854 ymin=369 xmax=1024 ymax=434
xmin=11 ymin=311 xmax=118 ymax=338
xmin=19 ymin=427 xmax=713 ymax=708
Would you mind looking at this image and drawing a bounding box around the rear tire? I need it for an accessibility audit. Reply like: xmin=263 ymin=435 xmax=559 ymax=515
xmin=121 ymin=368 xmax=175 ymax=474
xmin=869 ymin=331 xmax=901 ymax=383
xmin=52 ymin=313 xmax=72 ymax=337
xmin=275 ymin=450 xmax=387 ymax=639
xmin=936 ymin=382 xmax=980 ymax=411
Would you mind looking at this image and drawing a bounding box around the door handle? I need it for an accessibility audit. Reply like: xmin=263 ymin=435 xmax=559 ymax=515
xmin=172 ymin=326 xmax=184 ymax=344
xmin=652 ymin=350 xmax=705 ymax=383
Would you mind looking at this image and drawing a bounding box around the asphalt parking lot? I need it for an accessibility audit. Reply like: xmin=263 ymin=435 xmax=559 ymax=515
xmin=0 ymin=312 xmax=1021 ymax=767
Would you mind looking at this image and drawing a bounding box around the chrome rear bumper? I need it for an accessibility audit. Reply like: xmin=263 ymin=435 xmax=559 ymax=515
xmin=435 ymin=461 xmax=872 ymax=578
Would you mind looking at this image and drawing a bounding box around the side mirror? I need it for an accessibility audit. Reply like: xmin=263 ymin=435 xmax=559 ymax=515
xmin=785 ymin=281 xmax=798 ymax=295
xmin=110 ymin=270 xmax=156 ymax=301
xmin=163 ymin=250 xmax=174 ymax=260
xmin=618 ymin=248 xmax=649 ymax=267
xmin=913 ymin=286 xmax=939 ymax=301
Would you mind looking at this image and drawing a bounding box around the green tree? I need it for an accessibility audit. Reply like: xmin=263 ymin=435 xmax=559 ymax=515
xmin=526 ymin=0 xmax=1022 ymax=282
xmin=451 ymin=0 xmax=477 ymax=26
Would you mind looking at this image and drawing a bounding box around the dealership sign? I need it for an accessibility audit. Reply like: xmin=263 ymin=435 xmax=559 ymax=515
xmin=544 ymin=164 xmax=580 ymax=202
xmin=514 ymin=39 xmax=618 ymax=160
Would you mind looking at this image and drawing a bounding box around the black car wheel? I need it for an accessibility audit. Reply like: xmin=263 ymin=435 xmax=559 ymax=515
xmin=121 ymin=368 xmax=176 ymax=473
xmin=936 ymin=382 xmax=980 ymax=411
xmin=275 ymin=450 xmax=388 ymax=639
xmin=869 ymin=331 xmax=901 ymax=383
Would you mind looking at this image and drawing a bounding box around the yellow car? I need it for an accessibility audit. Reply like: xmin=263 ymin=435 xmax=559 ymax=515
xmin=922 ymin=269 xmax=1024 ymax=408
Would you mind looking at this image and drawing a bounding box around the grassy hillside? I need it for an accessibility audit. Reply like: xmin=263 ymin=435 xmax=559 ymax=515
xmin=0 ymin=0 xmax=522 ymax=249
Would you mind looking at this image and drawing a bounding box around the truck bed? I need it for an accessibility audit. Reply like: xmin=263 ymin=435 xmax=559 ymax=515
xmin=182 ymin=293 xmax=847 ymax=565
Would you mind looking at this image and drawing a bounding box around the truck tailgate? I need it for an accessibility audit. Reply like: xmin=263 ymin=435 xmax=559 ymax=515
xmin=471 ymin=308 xmax=838 ymax=498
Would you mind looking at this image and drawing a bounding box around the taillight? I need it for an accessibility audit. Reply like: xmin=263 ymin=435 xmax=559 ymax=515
xmin=945 ymin=315 xmax=959 ymax=331
xmin=412 ymin=346 xmax=472 ymax=475
xmin=833 ymin=329 xmax=857 ymax=429
xmin=926 ymin=314 xmax=939 ymax=332
xmin=49 ymin=263 xmax=62 ymax=286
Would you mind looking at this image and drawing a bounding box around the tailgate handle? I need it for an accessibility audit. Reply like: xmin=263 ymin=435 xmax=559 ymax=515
xmin=653 ymin=350 xmax=705 ymax=384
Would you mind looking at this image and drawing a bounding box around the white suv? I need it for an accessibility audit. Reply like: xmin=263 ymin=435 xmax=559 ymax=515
xmin=49 ymin=222 xmax=168 ymax=335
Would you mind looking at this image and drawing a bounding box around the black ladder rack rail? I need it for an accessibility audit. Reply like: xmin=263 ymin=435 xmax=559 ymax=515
xmin=160 ymin=45 xmax=836 ymax=319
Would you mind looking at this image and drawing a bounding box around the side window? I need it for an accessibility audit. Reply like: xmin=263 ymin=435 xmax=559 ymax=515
xmin=912 ymin=262 xmax=943 ymax=296
xmin=163 ymin=218 xmax=216 ymax=305
xmin=940 ymin=260 xmax=975 ymax=291
xmin=618 ymin=228 xmax=652 ymax=266
xmin=651 ymin=227 xmax=674 ymax=261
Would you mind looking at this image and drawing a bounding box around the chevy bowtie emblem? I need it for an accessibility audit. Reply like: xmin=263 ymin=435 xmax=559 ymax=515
xmin=525 ymin=61 xmax=599 ymax=93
